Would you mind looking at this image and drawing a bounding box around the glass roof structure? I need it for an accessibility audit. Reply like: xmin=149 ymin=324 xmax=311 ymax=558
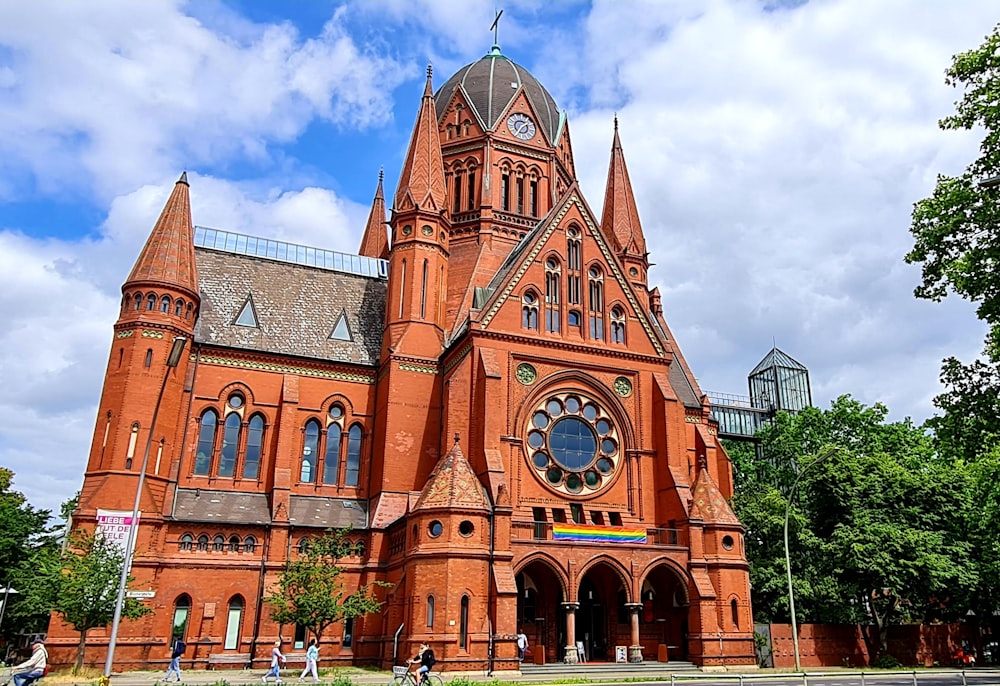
xmin=194 ymin=226 xmax=388 ymax=279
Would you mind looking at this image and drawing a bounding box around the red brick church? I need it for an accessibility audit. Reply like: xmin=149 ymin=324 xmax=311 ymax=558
xmin=50 ymin=44 xmax=756 ymax=671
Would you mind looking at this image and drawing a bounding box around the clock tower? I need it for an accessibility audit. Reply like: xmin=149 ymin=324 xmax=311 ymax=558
xmin=433 ymin=44 xmax=575 ymax=331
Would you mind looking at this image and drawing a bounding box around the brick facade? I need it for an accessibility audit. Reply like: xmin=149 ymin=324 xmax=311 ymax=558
xmin=50 ymin=47 xmax=756 ymax=672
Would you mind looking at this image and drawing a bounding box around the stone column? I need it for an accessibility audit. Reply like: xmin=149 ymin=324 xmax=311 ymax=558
xmin=562 ymin=602 xmax=580 ymax=664
xmin=625 ymin=603 xmax=643 ymax=663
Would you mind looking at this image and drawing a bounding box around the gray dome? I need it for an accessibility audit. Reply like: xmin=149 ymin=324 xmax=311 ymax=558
xmin=434 ymin=46 xmax=561 ymax=144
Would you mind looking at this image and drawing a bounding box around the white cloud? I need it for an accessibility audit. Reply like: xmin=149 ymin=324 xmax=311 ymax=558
xmin=0 ymin=0 xmax=406 ymax=201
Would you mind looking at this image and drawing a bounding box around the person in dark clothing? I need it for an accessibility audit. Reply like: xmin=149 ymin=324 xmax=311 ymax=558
xmin=165 ymin=638 xmax=186 ymax=682
xmin=409 ymin=643 xmax=436 ymax=683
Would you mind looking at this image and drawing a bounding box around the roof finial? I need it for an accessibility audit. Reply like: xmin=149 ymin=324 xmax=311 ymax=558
xmin=454 ymin=432 xmax=461 ymax=444
xmin=614 ymin=113 xmax=618 ymax=131
xmin=379 ymin=166 xmax=384 ymax=183
xmin=178 ymin=171 xmax=189 ymax=186
xmin=490 ymin=8 xmax=504 ymax=50
xmin=423 ymin=64 xmax=434 ymax=96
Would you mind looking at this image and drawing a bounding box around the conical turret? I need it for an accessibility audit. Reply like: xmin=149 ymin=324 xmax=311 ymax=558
xmin=125 ymin=172 xmax=199 ymax=299
xmin=601 ymin=118 xmax=649 ymax=292
xmin=394 ymin=67 xmax=447 ymax=213
xmin=358 ymin=170 xmax=389 ymax=260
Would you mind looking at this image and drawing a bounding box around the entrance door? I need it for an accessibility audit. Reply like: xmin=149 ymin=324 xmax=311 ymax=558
xmin=577 ymin=577 xmax=608 ymax=661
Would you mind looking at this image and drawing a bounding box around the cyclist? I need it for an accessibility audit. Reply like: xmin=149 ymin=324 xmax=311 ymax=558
xmin=408 ymin=643 xmax=435 ymax=684
xmin=11 ymin=639 xmax=47 ymax=686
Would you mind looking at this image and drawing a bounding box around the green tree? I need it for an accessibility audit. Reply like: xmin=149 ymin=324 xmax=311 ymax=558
xmin=265 ymin=528 xmax=388 ymax=642
xmin=0 ymin=468 xmax=54 ymax=640
xmin=15 ymin=530 xmax=151 ymax=671
xmin=729 ymin=396 xmax=976 ymax=659
xmin=906 ymin=23 xmax=1000 ymax=457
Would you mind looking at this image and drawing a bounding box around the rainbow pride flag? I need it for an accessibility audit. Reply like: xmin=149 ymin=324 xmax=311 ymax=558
xmin=552 ymin=523 xmax=647 ymax=544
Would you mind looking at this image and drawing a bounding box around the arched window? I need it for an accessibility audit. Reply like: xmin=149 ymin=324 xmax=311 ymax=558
xmin=545 ymin=259 xmax=561 ymax=334
xmin=399 ymin=259 xmax=406 ymax=319
xmin=460 ymin=595 xmax=470 ymax=650
xmin=146 ymin=294 xmax=157 ymax=311
xmin=323 ymin=423 xmax=341 ymax=485
xmin=186 ymin=303 xmax=193 ymax=319
xmin=731 ymin=598 xmax=740 ymax=629
xmin=243 ymin=414 xmax=264 ymax=480
xmin=568 ymin=310 xmax=581 ymax=330
xmin=420 ymin=259 xmax=428 ymax=320
xmin=194 ymin=410 xmax=218 ymax=475
xmin=171 ymin=595 xmax=191 ymax=645
xmin=522 ymin=291 xmax=538 ymax=330
xmin=588 ymin=267 xmax=604 ymax=340
xmin=219 ymin=412 xmax=241 ymax=477
xmin=144 ymin=348 xmax=153 ymax=367
xmin=611 ymin=307 xmax=626 ymax=344
xmin=529 ymin=178 xmax=538 ymax=216
xmin=196 ymin=534 xmax=209 ymax=552
xmin=356 ymin=539 xmax=366 ymax=558
xmin=225 ymin=596 xmax=244 ymax=650
xmin=175 ymin=299 xmax=184 ymax=316
xmin=567 ymin=232 xmax=581 ymax=304
xmin=345 ymin=424 xmax=362 ymax=487
xmin=426 ymin=595 xmax=435 ymax=627
xmin=467 ymin=169 xmax=477 ymax=211
xmin=228 ymin=535 xmax=241 ymax=552
xmin=297 ymin=537 xmax=311 ymax=555
xmin=243 ymin=536 xmax=257 ymax=554
xmin=160 ymin=295 xmax=171 ymax=313
xmin=501 ymin=172 xmax=510 ymax=211
xmin=179 ymin=534 xmax=194 ymax=551
xmin=134 ymin=293 xmax=143 ymax=311
xmin=453 ymin=169 xmax=463 ymax=214
xmin=212 ymin=534 xmax=225 ymax=551
xmin=301 ymin=419 xmax=320 ymax=482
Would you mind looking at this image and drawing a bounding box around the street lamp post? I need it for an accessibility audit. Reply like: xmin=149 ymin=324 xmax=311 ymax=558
xmin=783 ymin=447 xmax=838 ymax=672
xmin=103 ymin=336 xmax=187 ymax=679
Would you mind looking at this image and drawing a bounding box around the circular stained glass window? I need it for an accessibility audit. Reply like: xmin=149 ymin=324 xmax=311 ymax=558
xmin=524 ymin=391 xmax=622 ymax=497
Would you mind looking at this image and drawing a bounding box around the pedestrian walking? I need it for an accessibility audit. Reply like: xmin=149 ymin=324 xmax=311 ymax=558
xmin=298 ymin=638 xmax=319 ymax=683
xmin=262 ymin=639 xmax=285 ymax=684
xmin=516 ymin=630 xmax=529 ymax=662
xmin=164 ymin=637 xmax=186 ymax=682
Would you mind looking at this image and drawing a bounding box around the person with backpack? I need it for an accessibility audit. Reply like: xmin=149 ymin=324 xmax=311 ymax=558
xmin=164 ymin=638 xmax=186 ymax=683
xmin=408 ymin=643 xmax=435 ymax=684
xmin=11 ymin=640 xmax=47 ymax=686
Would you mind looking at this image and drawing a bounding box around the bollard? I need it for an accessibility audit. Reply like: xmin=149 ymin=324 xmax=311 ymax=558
xmin=912 ymin=669 xmax=918 ymax=686
xmin=961 ymin=670 xmax=967 ymax=686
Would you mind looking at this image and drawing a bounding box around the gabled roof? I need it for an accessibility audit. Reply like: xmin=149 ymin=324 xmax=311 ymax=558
xmin=476 ymin=185 xmax=666 ymax=358
xmin=750 ymin=347 xmax=807 ymax=374
xmin=413 ymin=437 xmax=490 ymax=512
xmin=126 ymin=172 xmax=198 ymax=298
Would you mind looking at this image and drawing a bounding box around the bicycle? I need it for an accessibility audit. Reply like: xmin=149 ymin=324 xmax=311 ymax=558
xmin=1 ymin=667 xmax=43 ymax=686
xmin=389 ymin=665 xmax=443 ymax=686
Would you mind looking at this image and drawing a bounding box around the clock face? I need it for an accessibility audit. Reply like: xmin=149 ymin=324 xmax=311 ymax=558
xmin=507 ymin=113 xmax=536 ymax=140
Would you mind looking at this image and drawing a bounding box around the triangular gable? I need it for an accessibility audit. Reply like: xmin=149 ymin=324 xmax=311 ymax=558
xmin=438 ymin=85 xmax=487 ymax=137
xmin=234 ymin=295 xmax=258 ymax=328
xmin=477 ymin=185 xmax=666 ymax=358
xmin=555 ymin=118 xmax=578 ymax=180
xmin=493 ymin=86 xmax=551 ymax=149
xmin=329 ymin=311 xmax=352 ymax=341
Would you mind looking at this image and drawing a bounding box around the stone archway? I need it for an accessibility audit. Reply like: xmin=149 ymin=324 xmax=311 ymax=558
xmin=516 ymin=558 xmax=566 ymax=665
xmin=575 ymin=560 xmax=631 ymax=662
xmin=640 ymin=562 xmax=691 ymax=661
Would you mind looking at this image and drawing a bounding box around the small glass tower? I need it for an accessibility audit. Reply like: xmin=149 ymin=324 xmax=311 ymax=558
xmin=748 ymin=347 xmax=812 ymax=414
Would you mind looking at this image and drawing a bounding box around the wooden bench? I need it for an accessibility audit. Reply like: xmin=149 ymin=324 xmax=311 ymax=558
xmin=283 ymin=653 xmax=308 ymax=665
xmin=208 ymin=653 xmax=252 ymax=669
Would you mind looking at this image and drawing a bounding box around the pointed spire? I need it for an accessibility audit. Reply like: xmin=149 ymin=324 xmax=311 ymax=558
xmin=358 ymin=170 xmax=389 ymax=260
xmin=394 ymin=65 xmax=447 ymax=213
xmin=690 ymin=453 xmax=741 ymax=525
xmin=601 ymin=119 xmax=647 ymax=257
xmin=126 ymin=173 xmax=198 ymax=297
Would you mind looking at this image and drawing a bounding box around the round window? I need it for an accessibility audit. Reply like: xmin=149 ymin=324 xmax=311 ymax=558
xmin=722 ymin=535 xmax=735 ymax=551
xmin=459 ymin=521 xmax=475 ymax=537
xmin=429 ymin=521 xmax=443 ymax=538
xmin=525 ymin=391 xmax=622 ymax=496
xmin=329 ymin=404 xmax=344 ymax=419
xmin=227 ymin=392 xmax=244 ymax=409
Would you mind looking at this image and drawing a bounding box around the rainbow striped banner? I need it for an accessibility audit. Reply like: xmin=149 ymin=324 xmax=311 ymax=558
xmin=552 ymin=523 xmax=647 ymax=544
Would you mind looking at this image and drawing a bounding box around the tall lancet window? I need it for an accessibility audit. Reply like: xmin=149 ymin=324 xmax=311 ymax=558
xmin=588 ymin=266 xmax=604 ymax=341
xmin=545 ymin=258 xmax=561 ymax=334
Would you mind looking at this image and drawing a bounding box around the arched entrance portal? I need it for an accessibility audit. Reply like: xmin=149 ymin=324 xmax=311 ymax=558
xmin=577 ymin=561 xmax=628 ymax=662
xmin=641 ymin=563 xmax=691 ymax=661
xmin=516 ymin=560 xmax=565 ymax=665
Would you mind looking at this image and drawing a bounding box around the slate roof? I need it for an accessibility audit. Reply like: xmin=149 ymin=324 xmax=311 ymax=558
xmin=194 ymin=247 xmax=385 ymax=364
xmin=689 ymin=457 xmax=741 ymax=526
xmin=434 ymin=46 xmax=561 ymax=144
xmin=414 ymin=439 xmax=490 ymax=512
xmin=173 ymin=488 xmax=271 ymax=525
xmin=288 ymin=496 xmax=368 ymax=529
xmin=126 ymin=173 xmax=199 ymax=298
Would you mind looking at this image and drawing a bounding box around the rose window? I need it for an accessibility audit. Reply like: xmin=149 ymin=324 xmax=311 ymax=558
xmin=526 ymin=392 xmax=620 ymax=495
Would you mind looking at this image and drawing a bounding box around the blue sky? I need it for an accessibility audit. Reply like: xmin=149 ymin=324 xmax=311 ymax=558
xmin=1 ymin=0 xmax=997 ymax=515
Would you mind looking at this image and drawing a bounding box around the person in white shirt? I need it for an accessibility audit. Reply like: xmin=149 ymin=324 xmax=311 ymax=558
xmin=11 ymin=640 xmax=47 ymax=686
